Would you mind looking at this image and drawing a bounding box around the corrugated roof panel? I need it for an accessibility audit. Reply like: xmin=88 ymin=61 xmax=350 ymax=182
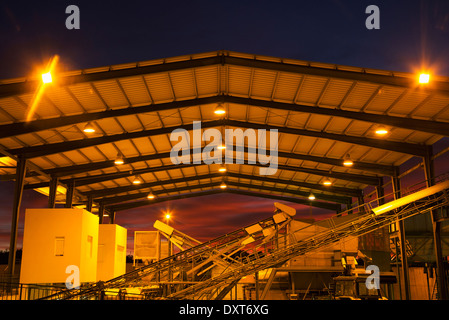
xmin=195 ymin=66 xmax=219 ymax=96
xmin=157 ymin=109 xmax=182 ymax=127
xmin=296 ymin=76 xmax=328 ymax=104
xmin=130 ymin=137 xmax=154 ymax=155
xmin=169 ymin=69 xmax=196 ymax=99
xmin=341 ymin=82 xmax=378 ymax=110
xmin=319 ymin=79 xmax=354 ymax=107
xmin=94 ymin=117 xmax=127 ymax=135
xmin=387 ymin=91 xmax=429 ymax=116
xmin=272 ymin=73 xmax=302 ymax=102
xmin=268 ymin=110 xmax=289 ymax=126
xmin=18 ymin=93 xmax=61 ymax=119
xmin=304 ymin=114 xmax=332 ymax=131
xmin=364 ymin=86 xmax=405 ymax=113
xmin=144 ymin=73 xmax=174 ymax=103
xmin=228 ymin=66 xmax=252 ymax=96
xmin=246 ymin=105 xmax=268 ymax=123
xmin=324 ymin=117 xmax=353 ymax=134
xmin=410 ymin=94 xmax=449 ymax=120
xmin=118 ymin=77 xmax=152 ymax=106
xmin=149 ymin=134 xmax=173 ymax=153
xmin=0 ymin=97 xmax=27 ymax=122
xmin=293 ymin=136 xmax=317 ymax=154
xmin=250 ymin=69 xmax=277 ymax=99
xmin=68 ymin=83 xmax=107 ymax=111
xmin=93 ymin=80 xmax=129 ymax=109
xmin=45 ymin=89 xmax=85 ymax=116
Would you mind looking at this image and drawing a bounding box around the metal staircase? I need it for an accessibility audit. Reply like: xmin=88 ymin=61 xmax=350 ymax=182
xmin=41 ymin=175 xmax=449 ymax=300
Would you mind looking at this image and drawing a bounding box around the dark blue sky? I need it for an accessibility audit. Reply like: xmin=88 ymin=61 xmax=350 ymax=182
xmin=1 ymin=0 xmax=449 ymax=252
xmin=1 ymin=0 xmax=449 ymax=78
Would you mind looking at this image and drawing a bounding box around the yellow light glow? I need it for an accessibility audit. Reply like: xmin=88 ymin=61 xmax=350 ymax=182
xmin=27 ymin=54 xmax=59 ymax=122
xmin=132 ymin=176 xmax=142 ymax=184
xmin=308 ymin=194 xmax=315 ymax=200
xmin=214 ymin=104 xmax=226 ymax=115
xmin=343 ymin=154 xmax=354 ymax=167
xmin=218 ymin=166 xmax=227 ymax=172
xmin=83 ymin=123 xmax=95 ymax=133
xmin=114 ymin=158 xmax=124 ymax=165
xmin=165 ymin=213 xmax=171 ymax=220
xmin=41 ymin=72 xmax=52 ymax=84
xmin=322 ymin=179 xmax=332 ymax=186
xmin=419 ymin=73 xmax=430 ymax=84
xmin=375 ymin=127 xmax=388 ymax=135
xmin=217 ymin=145 xmax=226 ymax=150
xmin=220 ymin=182 xmax=227 ymax=189
xmin=147 ymin=193 xmax=155 ymax=200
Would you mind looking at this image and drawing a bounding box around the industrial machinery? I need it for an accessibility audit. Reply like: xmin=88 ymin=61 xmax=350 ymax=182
xmin=40 ymin=176 xmax=449 ymax=300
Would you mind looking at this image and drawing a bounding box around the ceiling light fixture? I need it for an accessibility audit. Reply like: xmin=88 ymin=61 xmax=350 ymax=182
xmin=419 ymin=73 xmax=430 ymax=84
xmin=132 ymin=175 xmax=142 ymax=184
xmin=322 ymin=178 xmax=332 ymax=186
xmin=214 ymin=104 xmax=226 ymax=115
xmin=220 ymin=181 xmax=227 ymax=189
xmin=147 ymin=191 xmax=155 ymax=200
xmin=375 ymin=127 xmax=388 ymax=136
xmin=308 ymin=193 xmax=316 ymax=200
xmin=218 ymin=165 xmax=227 ymax=172
xmin=83 ymin=122 xmax=95 ymax=133
xmin=41 ymin=72 xmax=52 ymax=84
xmin=343 ymin=154 xmax=354 ymax=167
xmin=114 ymin=154 xmax=124 ymax=165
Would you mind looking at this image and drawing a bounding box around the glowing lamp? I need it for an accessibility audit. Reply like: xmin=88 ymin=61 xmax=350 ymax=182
xmin=308 ymin=193 xmax=316 ymax=200
xmin=42 ymin=72 xmax=52 ymax=84
xmin=419 ymin=73 xmax=430 ymax=84
xmin=83 ymin=122 xmax=95 ymax=133
xmin=214 ymin=104 xmax=226 ymax=115
xmin=343 ymin=154 xmax=354 ymax=167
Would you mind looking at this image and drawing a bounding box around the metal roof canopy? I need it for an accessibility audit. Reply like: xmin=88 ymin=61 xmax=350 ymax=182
xmin=1 ymin=50 xmax=449 ymax=215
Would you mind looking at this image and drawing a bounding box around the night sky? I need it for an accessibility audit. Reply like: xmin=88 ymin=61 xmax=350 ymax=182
xmin=1 ymin=0 xmax=449 ymax=253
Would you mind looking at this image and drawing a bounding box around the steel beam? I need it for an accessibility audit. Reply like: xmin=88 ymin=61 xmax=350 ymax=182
xmin=7 ymin=155 xmax=27 ymax=278
xmin=423 ymin=146 xmax=448 ymax=300
xmin=98 ymin=180 xmax=347 ymax=208
xmin=391 ymin=174 xmax=411 ymax=300
xmin=65 ymin=180 xmax=75 ymax=208
xmin=48 ymin=176 xmax=59 ymax=208
xmin=6 ymin=117 xmax=428 ymax=159
xmin=81 ymin=171 xmax=358 ymax=200
xmin=108 ymin=188 xmax=341 ymax=212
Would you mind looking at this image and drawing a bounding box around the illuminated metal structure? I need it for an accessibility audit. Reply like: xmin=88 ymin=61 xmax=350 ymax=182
xmin=1 ymin=51 xmax=449 ymax=299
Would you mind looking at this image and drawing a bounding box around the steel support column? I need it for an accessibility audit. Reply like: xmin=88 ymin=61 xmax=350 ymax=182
xmin=65 ymin=180 xmax=75 ymax=208
xmin=48 ymin=176 xmax=59 ymax=208
xmin=423 ymin=146 xmax=448 ymax=300
xmin=109 ymin=210 xmax=116 ymax=224
xmin=392 ymin=174 xmax=411 ymax=300
xmin=98 ymin=203 xmax=105 ymax=224
xmin=86 ymin=195 xmax=93 ymax=213
xmin=7 ymin=155 xmax=27 ymax=278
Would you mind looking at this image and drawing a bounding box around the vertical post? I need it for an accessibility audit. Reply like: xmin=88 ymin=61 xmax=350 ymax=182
xmin=98 ymin=203 xmax=105 ymax=224
xmin=109 ymin=210 xmax=116 ymax=224
xmin=391 ymin=174 xmax=411 ymax=300
xmin=64 ymin=180 xmax=75 ymax=208
xmin=423 ymin=146 xmax=448 ymax=300
xmin=357 ymin=195 xmax=365 ymax=213
xmin=255 ymin=271 xmax=260 ymax=300
xmin=86 ymin=195 xmax=93 ymax=212
xmin=48 ymin=176 xmax=59 ymax=208
xmin=8 ymin=155 xmax=27 ymax=278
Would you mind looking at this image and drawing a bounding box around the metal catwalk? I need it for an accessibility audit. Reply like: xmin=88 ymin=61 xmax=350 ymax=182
xmin=41 ymin=176 xmax=449 ymax=300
